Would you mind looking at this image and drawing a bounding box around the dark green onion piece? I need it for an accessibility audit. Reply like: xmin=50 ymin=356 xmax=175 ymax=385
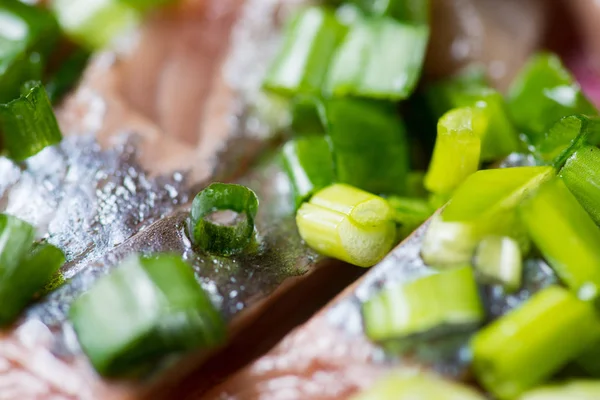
xmin=189 ymin=183 xmax=259 ymax=256
xmin=69 ymin=254 xmax=226 ymax=377
xmin=520 ymin=178 xmax=600 ymax=297
xmin=520 ymin=381 xmax=600 ymax=400
xmin=508 ymin=53 xmax=597 ymax=145
xmin=363 ymin=266 xmax=484 ymax=343
xmin=282 ymin=136 xmax=335 ymax=208
xmin=323 ymin=99 xmax=409 ymax=195
xmin=560 ymin=146 xmax=600 ymax=226
xmin=427 ymin=80 xmax=521 ymax=161
xmin=290 ymin=95 xmax=326 ymax=136
xmin=325 ymin=17 xmax=429 ymax=100
xmin=264 ymin=7 xmax=347 ymax=95
xmin=473 ymin=235 xmax=522 ymax=293
xmin=471 ymin=285 xmax=600 ymax=400
xmin=576 ymin=341 xmax=600 ymax=377
xmin=387 ymin=196 xmax=433 ymax=239
xmin=351 ymin=373 xmax=485 ymax=400
xmin=45 ymin=49 xmax=91 ymax=104
xmin=422 ymin=166 xmax=554 ymax=266
xmin=0 ymin=81 xmax=63 ymax=161
xmin=535 ymin=115 xmax=600 ymax=167
xmin=0 ymin=0 xmax=59 ymax=102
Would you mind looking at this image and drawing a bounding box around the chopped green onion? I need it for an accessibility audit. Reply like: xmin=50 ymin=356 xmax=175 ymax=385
xmin=0 ymin=214 xmax=64 ymax=325
xmin=325 ymin=17 xmax=429 ymax=100
xmin=323 ymin=99 xmax=409 ymax=195
xmin=0 ymin=0 xmax=59 ymax=102
xmin=363 ymin=266 xmax=484 ymax=343
xmin=519 ymin=381 xmax=600 ymax=400
xmin=519 ymin=178 xmax=600 ymax=297
xmin=290 ymin=95 xmax=326 ymax=136
xmin=351 ymin=373 xmax=485 ymax=400
xmin=576 ymin=341 xmax=600 ymax=377
xmin=560 ymin=146 xmax=600 ymax=226
xmin=189 ymin=183 xmax=259 ymax=257
xmin=264 ymin=7 xmax=347 ymax=96
xmin=422 ymin=166 xmax=554 ymax=266
xmin=282 ymin=136 xmax=335 ymax=208
xmin=346 ymin=0 xmax=430 ymax=24
xmin=427 ymin=81 xmax=521 ymax=161
xmin=296 ymin=183 xmax=396 ymax=267
xmin=52 ymin=0 xmax=140 ymax=50
xmin=69 ymin=254 xmax=226 ymax=377
xmin=119 ymin=0 xmax=175 ymax=12
xmin=0 ymin=81 xmax=63 ymax=161
xmin=471 ymin=285 xmax=600 ymax=400
xmin=535 ymin=115 xmax=600 ymax=167
xmin=508 ymin=53 xmax=597 ymax=145
xmin=45 ymin=48 xmax=91 ymax=104
xmin=424 ymin=107 xmax=486 ymax=196
xmin=387 ymin=196 xmax=433 ymax=239
xmin=473 ymin=235 xmax=522 ymax=293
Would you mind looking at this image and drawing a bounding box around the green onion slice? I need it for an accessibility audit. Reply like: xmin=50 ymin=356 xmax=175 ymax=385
xmin=290 ymin=95 xmax=326 ymax=136
xmin=296 ymin=183 xmax=396 ymax=267
xmin=0 ymin=81 xmax=63 ymax=161
xmin=424 ymin=107 xmax=486 ymax=196
xmin=560 ymin=145 xmax=600 ymax=226
xmin=189 ymin=183 xmax=259 ymax=256
xmin=387 ymin=196 xmax=433 ymax=239
xmin=45 ymin=48 xmax=91 ymax=104
xmin=363 ymin=266 xmax=484 ymax=343
xmin=323 ymin=99 xmax=409 ymax=196
xmin=519 ymin=381 xmax=600 ymax=400
xmin=282 ymin=136 xmax=335 ymax=209
xmin=471 ymin=285 xmax=600 ymax=400
xmin=508 ymin=52 xmax=597 ymax=145
xmin=473 ymin=235 xmax=522 ymax=293
xmin=351 ymin=373 xmax=485 ymax=400
xmin=519 ymin=178 xmax=600 ymax=298
xmin=422 ymin=166 xmax=554 ymax=266
xmin=535 ymin=115 xmax=600 ymax=167
xmin=325 ymin=17 xmax=429 ymax=100
xmin=264 ymin=7 xmax=347 ymax=96
xmin=69 ymin=254 xmax=226 ymax=377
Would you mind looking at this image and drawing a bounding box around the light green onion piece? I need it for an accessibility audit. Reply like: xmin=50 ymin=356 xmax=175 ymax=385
xmin=519 ymin=381 xmax=600 ymax=400
xmin=189 ymin=183 xmax=259 ymax=257
xmin=424 ymin=107 xmax=486 ymax=196
xmin=363 ymin=266 xmax=484 ymax=343
xmin=0 ymin=81 xmax=63 ymax=161
xmin=471 ymin=285 xmax=600 ymax=400
xmin=69 ymin=254 xmax=226 ymax=377
xmin=508 ymin=52 xmax=597 ymax=145
xmin=422 ymin=166 xmax=554 ymax=266
xmin=264 ymin=7 xmax=347 ymax=95
xmin=560 ymin=145 xmax=600 ymax=226
xmin=519 ymin=178 xmax=600 ymax=298
xmin=52 ymin=0 xmax=140 ymax=50
xmin=473 ymin=235 xmax=522 ymax=293
xmin=325 ymin=17 xmax=429 ymax=100
xmin=296 ymin=183 xmax=396 ymax=267
xmin=351 ymin=373 xmax=485 ymax=400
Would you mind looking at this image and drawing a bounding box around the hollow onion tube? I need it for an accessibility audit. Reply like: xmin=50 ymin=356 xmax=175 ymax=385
xmin=264 ymin=7 xmax=347 ymax=95
xmin=0 ymin=0 xmax=59 ymax=102
xmin=189 ymin=183 xmax=259 ymax=256
xmin=508 ymin=53 xmax=596 ymax=145
xmin=421 ymin=166 xmax=554 ymax=266
xmin=363 ymin=266 xmax=483 ymax=343
xmin=325 ymin=17 xmax=429 ymax=100
xmin=560 ymin=145 xmax=600 ymax=226
xmin=536 ymin=115 xmax=600 ymax=167
xmin=519 ymin=178 xmax=600 ymax=297
xmin=296 ymin=184 xmax=396 ymax=267
xmin=427 ymin=81 xmax=521 ymax=161
xmin=323 ymin=99 xmax=409 ymax=195
xmin=282 ymin=136 xmax=335 ymax=208
xmin=473 ymin=235 xmax=522 ymax=293
xmin=424 ymin=107 xmax=486 ymax=196
xmin=471 ymin=285 xmax=600 ymax=400
xmin=0 ymin=81 xmax=63 ymax=161
xmin=519 ymin=381 xmax=600 ymax=400
xmin=351 ymin=373 xmax=485 ymax=400
xmin=69 ymin=254 xmax=226 ymax=377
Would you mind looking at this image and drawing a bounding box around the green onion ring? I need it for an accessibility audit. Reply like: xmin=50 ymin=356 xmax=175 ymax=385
xmin=189 ymin=183 xmax=259 ymax=256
